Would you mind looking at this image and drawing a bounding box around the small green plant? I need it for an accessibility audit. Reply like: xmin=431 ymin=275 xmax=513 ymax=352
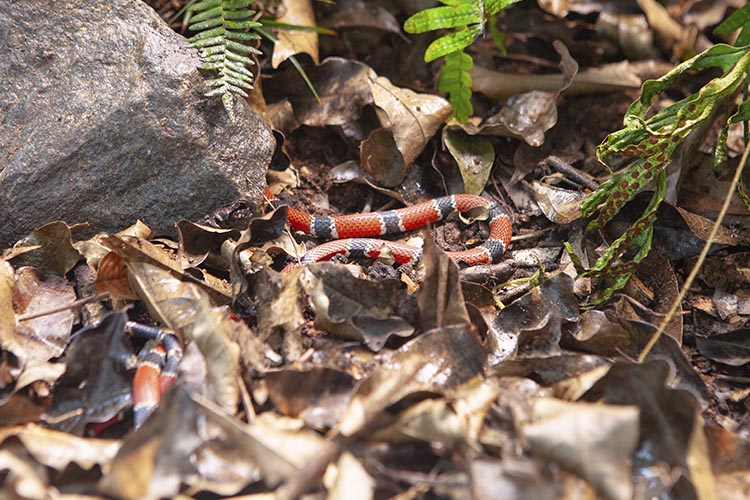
xmin=576 ymin=43 xmax=750 ymax=302
xmin=404 ymin=0 xmax=521 ymax=123
xmin=187 ymin=0 xmax=262 ymax=109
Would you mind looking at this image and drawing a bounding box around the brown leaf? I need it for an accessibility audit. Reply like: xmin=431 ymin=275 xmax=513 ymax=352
xmin=265 ymin=367 xmax=357 ymax=428
xmin=580 ymin=360 xmax=716 ymax=498
xmin=417 ymin=237 xmax=471 ymax=331
xmin=176 ymin=221 xmax=239 ymax=268
xmin=14 ymin=267 xmax=76 ymax=364
xmin=102 ymin=234 xmax=231 ymax=304
xmin=442 ymin=128 xmax=495 ymax=195
xmin=0 ymin=259 xmax=17 ymax=353
xmin=126 ymin=261 xmax=241 ymax=413
xmin=338 ymin=324 xmax=487 ymax=436
xmin=7 ymin=222 xmax=81 ymax=276
xmin=522 ymin=398 xmax=639 ymax=500
xmin=490 ymin=273 xmax=579 ymax=356
xmin=272 ymin=0 xmax=319 ymax=68
xmin=95 ymin=251 xmax=138 ymax=301
xmin=310 ymin=264 xmax=415 ymax=351
xmin=45 ymin=311 xmax=133 ymax=434
xmin=0 ymin=424 xmax=120 ymax=471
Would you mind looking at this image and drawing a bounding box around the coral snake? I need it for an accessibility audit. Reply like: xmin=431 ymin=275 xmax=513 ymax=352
xmin=265 ymin=186 xmax=513 ymax=268
xmin=129 ymin=188 xmax=512 ymax=427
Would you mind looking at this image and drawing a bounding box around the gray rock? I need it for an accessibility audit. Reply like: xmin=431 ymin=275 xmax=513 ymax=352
xmin=0 ymin=0 xmax=274 ymax=246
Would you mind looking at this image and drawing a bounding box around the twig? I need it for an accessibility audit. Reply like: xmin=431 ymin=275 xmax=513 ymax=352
xmin=638 ymin=142 xmax=749 ymax=363
xmin=544 ymin=156 xmax=600 ymax=190
xmin=17 ymin=292 xmax=110 ymax=322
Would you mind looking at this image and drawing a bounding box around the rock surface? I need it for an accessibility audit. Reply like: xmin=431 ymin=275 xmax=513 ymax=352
xmin=0 ymin=0 xmax=274 ymax=246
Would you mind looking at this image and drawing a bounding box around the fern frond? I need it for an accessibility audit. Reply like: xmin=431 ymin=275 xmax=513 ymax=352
xmin=188 ymin=0 xmax=263 ymax=112
xmin=438 ymin=51 xmax=473 ymax=122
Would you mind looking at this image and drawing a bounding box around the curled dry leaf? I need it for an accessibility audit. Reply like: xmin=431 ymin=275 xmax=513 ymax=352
xmin=490 ymin=273 xmax=579 ymax=357
xmin=522 ymin=398 xmax=640 ymax=500
xmin=362 ymin=75 xmax=451 ymax=186
xmin=562 ymin=310 xmax=707 ymax=401
xmin=102 ymin=235 xmax=232 ymax=304
xmin=265 ymin=367 xmax=357 ymax=429
xmin=470 ymin=457 xmax=560 ymax=500
xmin=338 ymin=324 xmax=487 ymax=436
xmin=581 ymin=360 xmax=715 ymax=498
xmin=310 ymin=264 xmax=415 ymax=351
xmin=9 ymin=268 xmax=75 ymax=393
xmin=417 ymin=237 xmax=471 ymax=331
xmin=250 ymin=267 xmax=307 ymax=360
xmin=531 ymin=181 xmax=585 ymax=224
xmin=322 ymin=0 xmax=402 ymax=35
xmin=44 ymin=311 xmax=133 ymax=434
xmin=0 ymin=449 xmax=51 ymax=500
xmin=0 ymin=259 xmax=15 ymax=353
xmin=6 ymin=222 xmax=81 ymax=276
xmin=272 ymin=0 xmax=319 ymax=68
xmin=696 ymin=329 xmax=750 ymax=366
xmin=442 ymin=127 xmax=495 ymax=195
xmin=326 ymin=451 xmax=376 ymax=500
xmin=0 ymin=424 xmax=120 ymax=471
xmin=95 ymin=251 xmax=138 ymax=301
xmin=127 ymin=260 xmax=240 ymax=413
xmin=176 ymin=220 xmax=240 ymax=268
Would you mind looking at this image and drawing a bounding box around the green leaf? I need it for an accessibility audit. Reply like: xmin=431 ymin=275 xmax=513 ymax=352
xmin=187 ymin=0 xmax=263 ymax=113
xmin=424 ymin=25 xmax=482 ymax=62
xmin=404 ymin=5 xmax=482 ymax=34
xmin=714 ymin=4 xmax=750 ymax=36
xmin=438 ymin=51 xmax=473 ymax=122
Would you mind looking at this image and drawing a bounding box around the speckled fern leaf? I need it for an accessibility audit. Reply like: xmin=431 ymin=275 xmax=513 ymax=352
xmin=579 ymin=44 xmax=750 ymax=303
xmin=188 ymin=0 xmax=262 ymax=108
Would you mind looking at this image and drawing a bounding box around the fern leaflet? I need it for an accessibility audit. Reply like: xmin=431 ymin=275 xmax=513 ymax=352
xmin=188 ymin=0 xmax=262 ymax=109
xmin=438 ymin=51 xmax=473 ymax=122
xmin=404 ymin=0 xmax=521 ymax=122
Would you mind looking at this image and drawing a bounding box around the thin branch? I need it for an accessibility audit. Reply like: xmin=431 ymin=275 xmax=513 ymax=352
xmin=17 ymin=292 xmax=110 ymax=322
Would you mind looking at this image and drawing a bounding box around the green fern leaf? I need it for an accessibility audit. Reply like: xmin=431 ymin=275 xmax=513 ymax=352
xmin=425 ymin=25 xmax=482 ymax=62
xmin=188 ymin=0 xmax=262 ymax=111
xmin=404 ymin=5 xmax=482 ymax=34
xmin=438 ymin=51 xmax=473 ymax=122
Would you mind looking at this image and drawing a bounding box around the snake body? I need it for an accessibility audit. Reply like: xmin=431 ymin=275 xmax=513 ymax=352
xmin=266 ymin=187 xmax=512 ymax=267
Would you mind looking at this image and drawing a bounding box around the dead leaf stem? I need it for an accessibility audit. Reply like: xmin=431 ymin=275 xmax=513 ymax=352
xmin=16 ymin=292 xmax=109 ymax=322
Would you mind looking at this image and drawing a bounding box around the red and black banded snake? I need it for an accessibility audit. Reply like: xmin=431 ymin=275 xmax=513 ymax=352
xmin=265 ymin=187 xmax=513 ymax=269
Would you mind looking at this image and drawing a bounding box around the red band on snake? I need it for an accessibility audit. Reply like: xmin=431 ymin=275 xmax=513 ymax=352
xmin=128 ymin=322 xmax=182 ymax=428
xmin=265 ymin=187 xmax=512 ymax=267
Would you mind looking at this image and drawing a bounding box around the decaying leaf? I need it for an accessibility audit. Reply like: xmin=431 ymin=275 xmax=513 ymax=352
xmin=0 ymin=424 xmax=120 ymax=471
xmin=44 ymin=311 xmax=133 ymax=434
xmin=6 ymin=222 xmax=81 ymax=276
xmin=338 ymin=324 xmax=487 ymax=436
xmin=310 ymin=264 xmax=415 ymax=351
xmin=442 ymin=127 xmax=495 ymax=195
xmin=531 ymin=181 xmax=585 ymax=224
xmin=490 ymin=273 xmax=579 ymax=356
xmin=522 ymin=398 xmax=639 ymax=500
xmin=581 ymin=360 xmax=715 ymax=498
xmin=272 ymin=0 xmax=319 ymax=68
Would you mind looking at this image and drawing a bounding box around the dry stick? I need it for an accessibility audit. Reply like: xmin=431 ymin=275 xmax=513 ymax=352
xmin=16 ymin=292 xmax=110 ymax=322
xmin=637 ymin=142 xmax=750 ymax=363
